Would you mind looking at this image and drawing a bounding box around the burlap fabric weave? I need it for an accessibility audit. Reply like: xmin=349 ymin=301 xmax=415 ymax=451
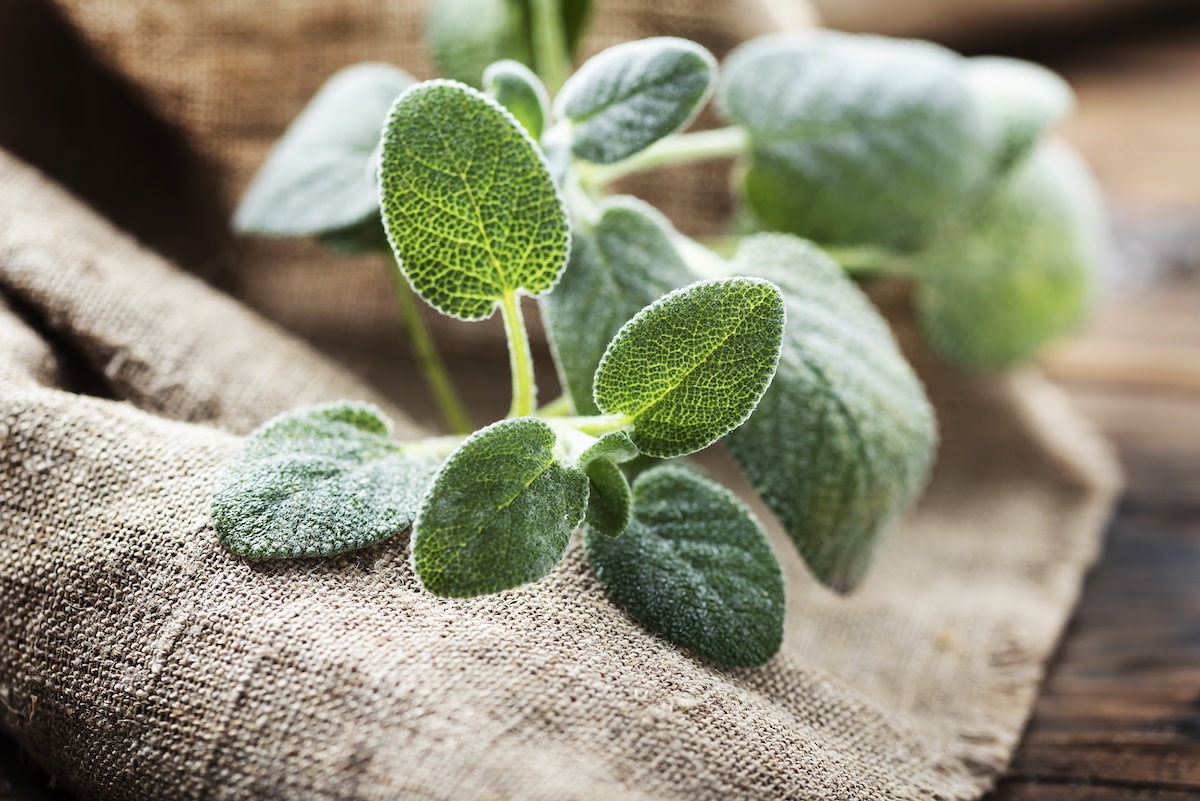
xmin=1 ymin=1 xmax=1120 ymax=798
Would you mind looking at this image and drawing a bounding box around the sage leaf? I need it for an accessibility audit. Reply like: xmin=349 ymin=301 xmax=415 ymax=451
xmin=484 ymin=59 xmax=550 ymax=138
xmin=966 ymin=56 xmax=1074 ymax=182
xmin=723 ymin=234 xmax=937 ymax=593
xmin=557 ymin=37 xmax=717 ymax=165
xmin=593 ymin=277 xmax=784 ymax=458
xmin=412 ymin=417 xmax=589 ymax=597
xmin=584 ymin=466 xmax=785 ymax=667
xmin=234 ymin=63 xmax=414 ymax=237
xmin=582 ymin=457 xmax=632 ymax=538
xmin=577 ymin=430 xmax=639 ymax=466
xmin=718 ymin=32 xmax=987 ymax=252
xmin=379 ymin=80 xmax=570 ymax=320
xmin=211 ymin=403 xmax=440 ymax=559
xmin=915 ymin=140 xmax=1105 ymax=370
xmin=544 ymin=198 xmax=693 ymax=414
xmin=427 ymin=0 xmax=532 ymax=87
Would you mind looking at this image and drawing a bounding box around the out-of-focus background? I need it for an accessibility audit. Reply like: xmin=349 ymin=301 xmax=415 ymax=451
xmin=0 ymin=0 xmax=1198 ymax=798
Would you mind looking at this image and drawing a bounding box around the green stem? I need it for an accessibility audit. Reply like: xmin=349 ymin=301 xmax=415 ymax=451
xmin=580 ymin=126 xmax=751 ymax=188
xmin=398 ymin=434 xmax=466 ymax=460
xmin=501 ymin=290 xmax=537 ymax=418
xmin=672 ymin=234 xmax=732 ymax=280
xmin=821 ymin=245 xmax=910 ymax=275
xmin=530 ymin=0 xmax=569 ymax=94
xmin=537 ymin=395 xmax=574 ymax=417
xmin=387 ymin=253 xmax=474 ymax=435
xmin=565 ymin=413 xmax=634 ymax=436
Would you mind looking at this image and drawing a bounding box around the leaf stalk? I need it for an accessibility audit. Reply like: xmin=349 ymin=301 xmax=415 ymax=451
xmin=387 ymin=252 xmax=474 ymax=435
xmin=580 ymin=126 xmax=750 ymax=188
xmin=501 ymin=290 xmax=537 ymax=418
xmin=530 ymin=0 xmax=570 ymax=94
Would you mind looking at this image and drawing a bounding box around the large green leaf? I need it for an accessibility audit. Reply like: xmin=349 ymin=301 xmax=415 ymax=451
xmin=211 ymin=403 xmax=439 ymax=559
xmin=412 ymin=417 xmax=589 ymax=596
xmin=543 ymin=198 xmax=693 ymax=415
xmin=584 ymin=466 xmax=785 ymax=667
xmin=233 ymin=63 xmax=414 ymax=238
xmin=718 ymin=32 xmax=987 ymax=253
xmin=723 ymin=235 xmax=936 ymax=592
xmin=965 ymin=56 xmax=1074 ymax=183
xmin=915 ymin=140 xmax=1106 ymax=370
xmin=379 ymin=80 xmax=570 ymax=320
xmin=556 ymin=37 xmax=716 ymax=165
xmin=593 ymin=277 xmax=784 ymax=458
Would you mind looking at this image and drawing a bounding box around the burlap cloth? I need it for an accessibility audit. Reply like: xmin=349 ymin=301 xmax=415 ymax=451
xmin=0 ymin=1 xmax=1120 ymax=798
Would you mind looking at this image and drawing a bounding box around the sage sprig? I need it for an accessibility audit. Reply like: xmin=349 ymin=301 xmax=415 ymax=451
xmin=218 ymin=10 xmax=1106 ymax=666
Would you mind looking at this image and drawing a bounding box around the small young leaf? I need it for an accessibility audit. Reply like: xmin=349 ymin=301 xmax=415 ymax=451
xmin=582 ymin=457 xmax=632 ymax=538
xmin=412 ymin=417 xmax=589 ymax=597
xmin=234 ymin=63 xmax=414 ymax=238
xmin=915 ymin=140 xmax=1106 ymax=370
xmin=577 ymin=430 xmax=639 ymax=466
xmin=965 ymin=56 xmax=1074 ymax=182
xmin=427 ymin=0 xmax=532 ymax=87
xmin=379 ymin=80 xmax=570 ymax=321
xmin=584 ymin=465 xmax=785 ymax=667
xmin=543 ymin=198 xmax=694 ymax=414
xmin=484 ymin=59 xmax=551 ymax=138
xmin=721 ymin=235 xmax=937 ymax=592
xmin=211 ymin=403 xmax=440 ymax=559
xmin=593 ymin=277 xmax=784 ymax=458
xmin=718 ymin=32 xmax=987 ymax=252
xmin=556 ymin=37 xmax=717 ymax=165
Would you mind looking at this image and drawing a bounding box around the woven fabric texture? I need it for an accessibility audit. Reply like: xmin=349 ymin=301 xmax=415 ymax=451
xmin=1 ymin=1 xmax=1120 ymax=798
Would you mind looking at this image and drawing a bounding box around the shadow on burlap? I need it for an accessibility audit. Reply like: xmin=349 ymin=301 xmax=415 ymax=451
xmin=0 ymin=1 xmax=1121 ymax=798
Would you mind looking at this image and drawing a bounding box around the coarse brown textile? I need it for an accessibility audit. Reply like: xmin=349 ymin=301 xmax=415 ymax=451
xmin=0 ymin=1 xmax=1121 ymax=798
xmin=0 ymin=151 xmax=1122 ymax=801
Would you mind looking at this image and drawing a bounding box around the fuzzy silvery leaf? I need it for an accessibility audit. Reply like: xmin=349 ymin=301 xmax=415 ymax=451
xmin=915 ymin=140 xmax=1105 ymax=370
xmin=577 ymin=431 xmax=639 ymax=466
xmin=723 ymin=235 xmax=936 ymax=593
xmin=412 ymin=417 xmax=589 ymax=597
xmin=965 ymin=56 xmax=1074 ymax=182
xmin=582 ymin=457 xmax=632 ymax=538
xmin=584 ymin=465 xmax=785 ymax=667
xmin=556 ymin=37 xmax=717 ymax=165
xmin=593 ymin=277 xmax=784 ymax=458
xmin=484 ymin=59 xmax=550 ymax=137
xmin=427 ymin=0 xmax=532 ymax=87
xmin=379 ymin=80 xmax=570 ymax=321
xmin=718 ymin=32 xmax=987 ymax=253
xmin=234 ymin=63 xmax=414 ymax=238
xmin=544 ymin=198 xmax=693 ymax=415
xmin=211 ymin=403 xmax=440 ymax=559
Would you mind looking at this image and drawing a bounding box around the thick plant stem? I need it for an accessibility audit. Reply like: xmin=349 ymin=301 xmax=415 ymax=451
xmin=581 ymin=126 xmax=751 ymax=188
xmin=501 ymin=291 xmax=537 ymax=418
xmin=531 ymin=0 xmax=569 ymax=94
xmin=387 ymin=253 xmax=474 ymax=435
xmin=567 ymin=413 xmax=634 ymax=436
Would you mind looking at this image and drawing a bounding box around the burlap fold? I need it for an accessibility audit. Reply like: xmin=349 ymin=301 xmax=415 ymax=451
xmin=0 ymin=147 xmax=1120 ymax=800
xmin=1 ymin=1 xmax=1122 ymax=797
